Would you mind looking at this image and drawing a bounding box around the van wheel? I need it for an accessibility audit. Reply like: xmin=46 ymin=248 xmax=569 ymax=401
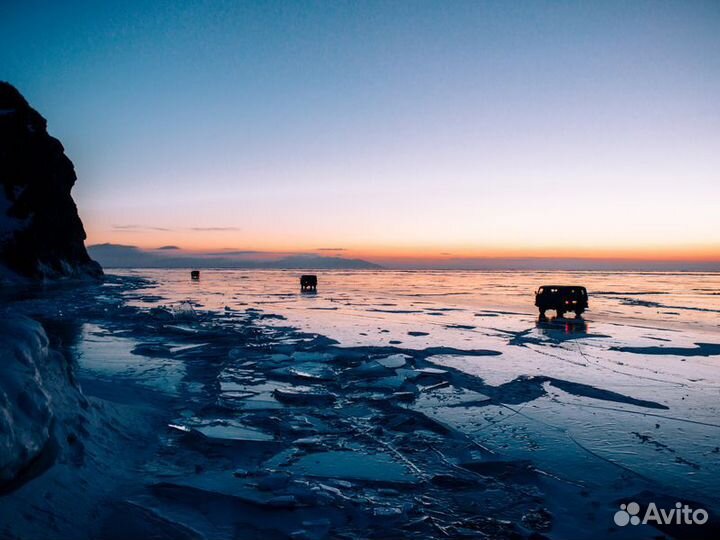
xmin=539 ymin=309 xmax=547 ymax=320
xmin=556 ymin=309 xmax=564 ymax=318
xmin=574 ymin=309 xmax=584 ymax=318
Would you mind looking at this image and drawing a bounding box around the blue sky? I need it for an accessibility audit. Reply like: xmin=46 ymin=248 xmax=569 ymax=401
xmin=1 ymin=0 xmax=719 ymax=263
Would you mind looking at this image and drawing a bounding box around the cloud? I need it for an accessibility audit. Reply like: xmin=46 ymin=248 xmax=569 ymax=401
xmin=315 ymin=247 xmax=347 ymax=251
xmin=112 ymin=225 xmax=172 ymax=232
xmin=112 ymin=225 xmax=242 ymax=233
xmin=89 ymin=242 xmax=138 ymax=249
xmin=155 ymin=245 xmax=181 ymax=250
xmin=188 ymin=226 xmax=242 ymax=231
xmin=204 ymin=250 xmax=265 ymax=256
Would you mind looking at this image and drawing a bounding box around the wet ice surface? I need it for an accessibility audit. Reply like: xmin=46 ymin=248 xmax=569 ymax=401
xmin=121 ymin=270 xmax=720 ymax=534
xmin=2 ymin=270 xmax=719 ymax=539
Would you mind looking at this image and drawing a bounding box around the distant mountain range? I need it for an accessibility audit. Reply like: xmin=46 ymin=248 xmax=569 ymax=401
xmin=88 ymin=244 xmax=720 ymax=272
xmin=88 ymin=243 xmax=382 ymax=269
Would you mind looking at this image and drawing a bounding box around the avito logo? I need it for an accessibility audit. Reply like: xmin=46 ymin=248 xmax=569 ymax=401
xmin=614 ymin=501 xmax=708 ymax=527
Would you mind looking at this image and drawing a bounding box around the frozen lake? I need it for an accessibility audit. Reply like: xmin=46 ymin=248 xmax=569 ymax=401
xmin=116 ymin=269 xmax=720 ymax=512
xmin=118 ymin=269 xmax=720 ymax=337
xmin=5 ymin=269 xmax=718 ymax=538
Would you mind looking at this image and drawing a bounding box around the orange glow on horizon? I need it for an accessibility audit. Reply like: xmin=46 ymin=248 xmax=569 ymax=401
xmin=85 ymin=228 xmax=720 ymax=264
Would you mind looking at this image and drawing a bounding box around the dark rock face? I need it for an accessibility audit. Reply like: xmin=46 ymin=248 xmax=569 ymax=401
xmin=0 ymin=82 xmax=101 ymax=280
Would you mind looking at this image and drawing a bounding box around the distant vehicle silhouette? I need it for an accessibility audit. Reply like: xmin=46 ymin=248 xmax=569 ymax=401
xmin=300 ymin=274 xmax=317 ymax=291
xmin=191 ymin=270 xmax=200 ymax=280
xmin=535 ymin=285 xmax=588 ymax=319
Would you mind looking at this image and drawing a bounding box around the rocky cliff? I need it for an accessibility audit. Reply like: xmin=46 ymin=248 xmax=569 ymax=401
xmin=0 ymin=82 xmax=101 ymax=280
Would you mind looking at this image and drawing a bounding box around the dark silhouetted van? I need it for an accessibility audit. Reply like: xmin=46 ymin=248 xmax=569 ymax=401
xmin=300 ymin=274 xmax=317 ymax=291
xmin=535 ymin=285 xmax=588 ymax=318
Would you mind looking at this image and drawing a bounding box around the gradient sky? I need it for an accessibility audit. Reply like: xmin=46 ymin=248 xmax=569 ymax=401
xmin=1 ymin=0 xmax=719 ymax=263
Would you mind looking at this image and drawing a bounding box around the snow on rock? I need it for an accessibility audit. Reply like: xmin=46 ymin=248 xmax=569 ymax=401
xmin=0 ymin=82 xmax=102 ymax=280
xmin=0 ymin=314 xmax=86 ymax=488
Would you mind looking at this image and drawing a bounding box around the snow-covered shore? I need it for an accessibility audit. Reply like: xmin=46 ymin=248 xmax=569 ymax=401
xmin=0 ymin=316 xmax=57 ymax=486
xmin=0 ymin=315 xmax=93 ymax=492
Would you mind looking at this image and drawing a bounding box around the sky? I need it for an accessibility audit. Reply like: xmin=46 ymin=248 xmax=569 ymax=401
xmin=1 ymin=0 xmax=719 ymax=267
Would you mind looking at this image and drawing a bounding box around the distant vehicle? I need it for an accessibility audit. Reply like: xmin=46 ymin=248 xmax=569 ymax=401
xmin=191 ymin=270 xmax=200 ymax=280
xmin=300 ymin=274 xmax=317 ymax=291
xmin=535 ymin=285 xmax=588 ymax=318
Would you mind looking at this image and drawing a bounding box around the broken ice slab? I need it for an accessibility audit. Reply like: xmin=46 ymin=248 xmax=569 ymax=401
xmin=419 ymin=381 xmax=450 ymax=392
xmin=390 ymin=391 xmax=417 ymax=402
xmin=411 ymin=385 xmax=492 ymax=409
xmin=343 ymin=361 xmax=393 ymax=380
xmin=354 ymin=375 xmax=407 ymax=392
xmin=395 ymin=367 xmax=448 ymax=381
xmin=218 ymin=380 xmax=289 ymax=410
xmin=219 ymin=379 xmax=257 ymax=393
xmin=226 ymin=395 xmax=285 ymax=411
xmin=169 ymin=421 xmax=276 ymax=444
xmin=293 ymin=436 xmax=325 ymax=448
xmin=171 ymin=301 xmax=197 ymax=320
xmin=257 ymin=471 xmax=291 ymax=491
xmin=263 ymin=448 xmax=302 ymax=469
xmin=170 ymin=343 xmax=211 ymax=354
xmin=193 ymin=421 xmax=275 ymax=442
xmin=380 ymin=411 xmax=450 ymax=435
xmin=287 ymin=363 xmax=336 ymax=380
xmin=219 ymin=390 xmax=257 ymax=401
xmin=162 ymin=324 xmax=200 ymax=335
xmin=274 ymin=386 xmax=337 ymax=406
xmin=269 ymin=362 xmax=337 ymax=381
xmin=285 ymin=450 xmax=419 ymax=485
xmin=374 ymin=354 xmax=409 ymax=369
xmin=414 ymin=367 xmax=448 ymax=375
xmin=153 ymin=472 xmax=278 ymax=506
xmin=291 ymin=351 xmax=336 ymax=362
xmin=286 ymin=414 xmax=337 ymax=435
xmin=131 ymin=343 xmax=174 ymax=357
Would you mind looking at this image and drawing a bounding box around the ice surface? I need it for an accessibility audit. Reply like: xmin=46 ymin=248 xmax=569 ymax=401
xmin=272 ymin=362 xmax=337 ymax=380
xmin=375 ymin=354 xmax=408 ymax=368
xmin=192 ymin=422 xmax=275 ymax=442
xmin=287 ymin=450 xmax=419 ymax=484
xmin=274 ymin=386 xmax=337 ymax=405
xmin=3 ymin=270 xmax=720 ymax=539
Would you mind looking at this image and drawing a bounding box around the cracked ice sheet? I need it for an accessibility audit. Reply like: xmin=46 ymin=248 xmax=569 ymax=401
xmin=280 ymin=450 xmax=420 ymax=485
xmin=425 ymin=322 xmax=720 ymax=505
xmin=422 ymin=376 xmax=720 ymax=497
xmin=111 ymin=270 xmax=720 ymax=514
xmin=75 ymin=323 xmax=186 ymax=395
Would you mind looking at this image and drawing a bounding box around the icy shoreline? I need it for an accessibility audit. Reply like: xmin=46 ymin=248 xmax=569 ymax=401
xmin=0 ymin=317 xmax=60 ymax=487
xmin=1 ymin=274 xmax=719 ymax=539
